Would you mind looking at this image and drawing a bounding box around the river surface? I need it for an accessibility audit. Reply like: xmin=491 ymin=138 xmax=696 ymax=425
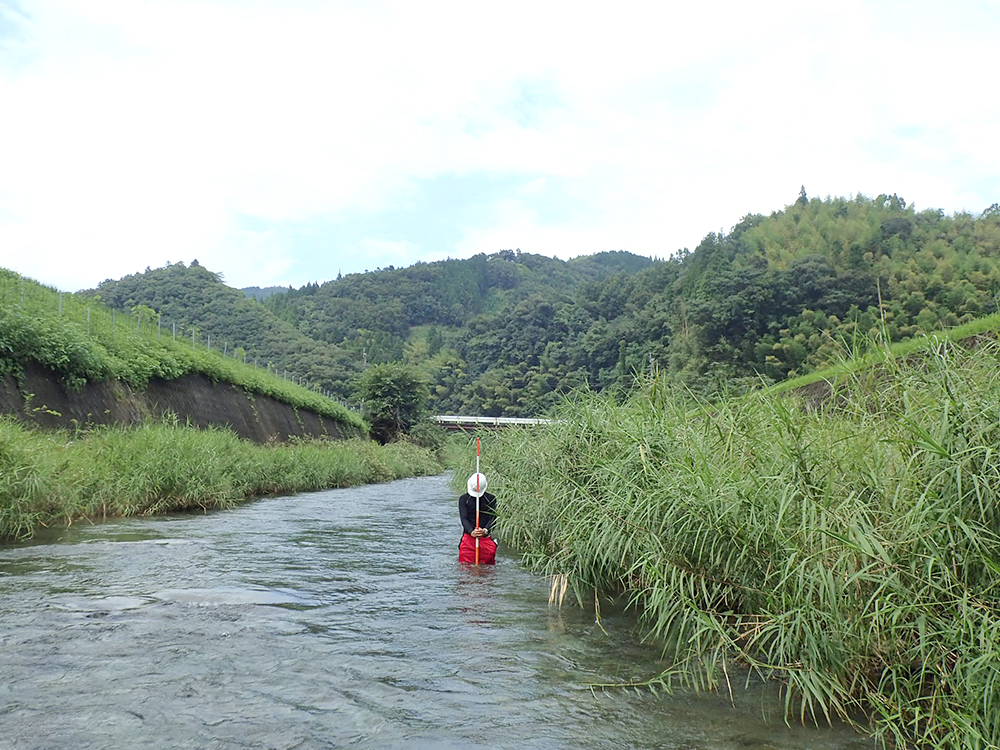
xmin=0 ymin=475 xmax=876 ymax=749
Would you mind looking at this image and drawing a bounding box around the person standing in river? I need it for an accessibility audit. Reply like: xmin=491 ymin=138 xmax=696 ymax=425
xmin=458 ymin=472 xmax=497 ymax=565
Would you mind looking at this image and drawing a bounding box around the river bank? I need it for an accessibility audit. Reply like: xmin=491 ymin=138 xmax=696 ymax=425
xmin=0 ymin=417 xmax=441 ymax=541
xmin=478 ymin=338 xmax=1000 ymax=750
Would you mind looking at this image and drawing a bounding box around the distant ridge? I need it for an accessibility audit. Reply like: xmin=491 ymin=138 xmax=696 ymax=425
xmin=242 ymin=285 xmax=291 ymax=301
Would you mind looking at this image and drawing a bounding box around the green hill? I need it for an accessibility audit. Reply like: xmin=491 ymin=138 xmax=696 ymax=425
xmin=259 ymin=249 xmax=655 ymax=362
xmin=241 ymin=285 xmax=292 ymax=301
xmin=85 ymin=250 xmax=656 ymax=410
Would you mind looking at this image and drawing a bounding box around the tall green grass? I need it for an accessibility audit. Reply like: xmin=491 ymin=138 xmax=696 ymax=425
xmin=0 ymin=418 xmax=441 ymax=541
xmin=479 ymin=338 xmax=1000 ymax=749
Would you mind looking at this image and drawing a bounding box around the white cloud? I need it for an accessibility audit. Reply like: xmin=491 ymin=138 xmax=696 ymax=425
xmin=1 ymin=0 xmax=997 ymax=291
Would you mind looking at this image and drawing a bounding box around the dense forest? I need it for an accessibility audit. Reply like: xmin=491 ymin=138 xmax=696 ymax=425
xmin=85 ymin=191 xmax=1000 ymax=416
xmin=85 ymin=251 xmax=652 ymax=407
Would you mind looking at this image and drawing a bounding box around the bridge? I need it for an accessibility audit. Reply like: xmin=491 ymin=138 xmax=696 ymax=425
xmin=431 ymin=415 xmax=554 ymax=430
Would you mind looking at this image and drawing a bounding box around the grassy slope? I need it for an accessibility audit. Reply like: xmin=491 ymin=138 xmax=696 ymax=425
xmin=0 ymin=269 xmax=365 ymax=431
xmin=772 ymin=312 xmax=1000 ymax=396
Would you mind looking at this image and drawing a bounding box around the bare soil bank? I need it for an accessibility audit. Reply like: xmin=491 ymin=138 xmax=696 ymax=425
xmin=0 ymin=361 xmax=362 ymax=443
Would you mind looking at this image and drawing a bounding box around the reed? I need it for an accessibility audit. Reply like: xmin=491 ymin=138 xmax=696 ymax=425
xmin=0 ymin=419 xmax=441 ymax=540
xmin=480 ymin=339 xmax=1000 ymax=749
xmin=0 ymin=418 xmax=64 ymax=538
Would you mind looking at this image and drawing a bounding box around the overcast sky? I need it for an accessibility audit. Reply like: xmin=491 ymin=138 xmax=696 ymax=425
xmin=1 ymin=0 xmax=997 ymax=293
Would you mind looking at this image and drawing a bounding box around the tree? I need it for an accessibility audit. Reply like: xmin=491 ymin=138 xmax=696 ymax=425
xmin=355 ymin=363 xmax=430 ymax=443
xmin=130 ymin=304 xmax=159 ymax=328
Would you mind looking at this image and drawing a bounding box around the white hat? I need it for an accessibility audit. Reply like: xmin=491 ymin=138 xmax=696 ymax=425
xmin=466 ymin=472 xmax=488 ymax=497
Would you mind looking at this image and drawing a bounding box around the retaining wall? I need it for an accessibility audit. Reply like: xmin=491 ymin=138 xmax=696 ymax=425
xmin=0 ymin=361 xmax=363 ymax=443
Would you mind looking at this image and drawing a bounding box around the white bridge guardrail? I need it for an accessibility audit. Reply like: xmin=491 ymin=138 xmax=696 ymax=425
xmin=432 ymin=415 xmax=555 ymax=429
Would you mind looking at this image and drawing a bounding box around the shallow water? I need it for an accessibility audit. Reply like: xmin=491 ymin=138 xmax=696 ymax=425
xmin=0 ymin=475 xmax=876 ymax=749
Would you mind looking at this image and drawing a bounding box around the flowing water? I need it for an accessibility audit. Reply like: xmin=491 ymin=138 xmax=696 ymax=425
xmin=0 ymin=475 xmax=876 ymax=749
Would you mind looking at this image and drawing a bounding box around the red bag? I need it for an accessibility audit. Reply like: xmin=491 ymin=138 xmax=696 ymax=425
xmin=459 ymin=533 xmax=497 ymax=565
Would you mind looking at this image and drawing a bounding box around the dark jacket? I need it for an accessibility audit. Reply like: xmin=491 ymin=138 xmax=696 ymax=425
xmin=459 ymin=491 xmax=496 ymax=536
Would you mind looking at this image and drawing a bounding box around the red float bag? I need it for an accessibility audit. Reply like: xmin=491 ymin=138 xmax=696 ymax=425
xmin=459 ymin=533 xmax=497 ymax=565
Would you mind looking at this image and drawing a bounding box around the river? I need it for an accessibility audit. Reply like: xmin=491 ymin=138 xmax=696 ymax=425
xmin=0 ymin=475 xmax=876 ymax=749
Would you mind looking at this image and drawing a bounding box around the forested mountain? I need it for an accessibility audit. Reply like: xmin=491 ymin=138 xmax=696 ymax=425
xmin=436 ymin=192 xmax=1000 ymax=412
xmin=82 ymin=193 xmax=1000 ymax=417
xmin=259 ymin=250 xmax=653 ymax=364
xmin=83 ymin=251 xmax=651 ymax=405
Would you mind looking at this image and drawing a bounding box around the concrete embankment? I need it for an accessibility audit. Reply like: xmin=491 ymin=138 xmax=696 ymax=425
xmin=0 ymin=360 xmax=362 ymax=443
